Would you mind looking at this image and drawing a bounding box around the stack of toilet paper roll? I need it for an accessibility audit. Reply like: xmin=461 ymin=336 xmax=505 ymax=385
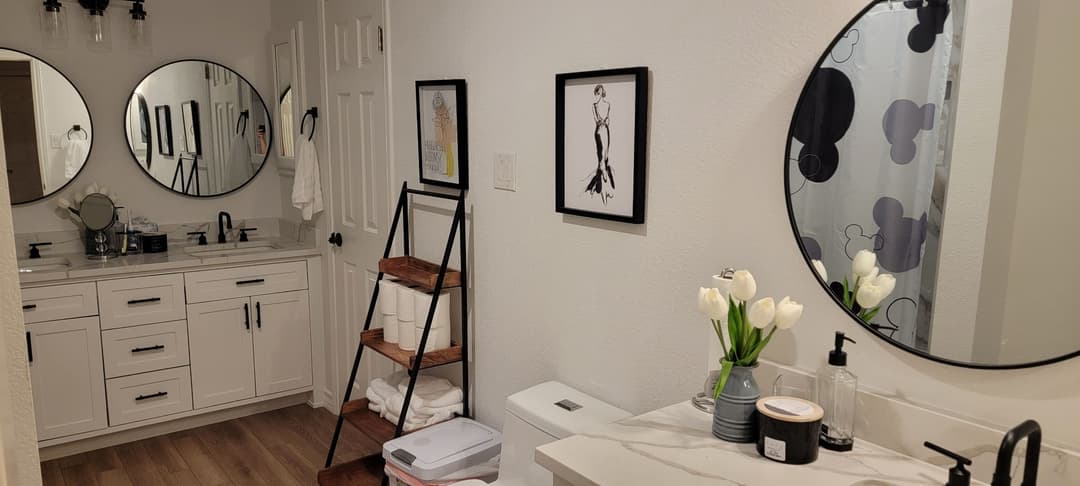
xmin=379 ymin=279 xmax=451 ymax=354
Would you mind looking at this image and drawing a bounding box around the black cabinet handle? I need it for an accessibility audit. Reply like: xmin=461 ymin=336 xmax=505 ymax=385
xmin=328 ymin=232 xmax=343 ymax=247
xmin=22 ymin=304 xmax=37 ymax=311
xmin=135 ymin=391 xmax=168 ymax=401
xmin=127 ymin=297 xmax=162 ymax=306
xmin=236 ymin=279 xmax=265 ymax=286
xmin=255 ymin=302 xmax=262 ymax=329
xmin=243 ymin=303 xmax=251 ymax=330
xmin=26 ymin=332 xmax=32 ymax=363
xmin=132 ymin=345 xmax=165 ymax=353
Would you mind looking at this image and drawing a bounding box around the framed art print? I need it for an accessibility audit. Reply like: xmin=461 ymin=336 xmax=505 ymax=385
xmin=155 ymin=105 xmax=174 ymax=157
xmin=416 ymin=79 xmax=469 ymax=189
xmin=555 ymin=67 xmax=648 ymax=224
xmin=181 ymin=100 xmax=202 ymax=156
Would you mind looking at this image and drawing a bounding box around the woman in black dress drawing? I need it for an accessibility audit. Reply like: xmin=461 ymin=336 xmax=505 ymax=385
xmin=585 ymin=84 xmax=614 ymax=204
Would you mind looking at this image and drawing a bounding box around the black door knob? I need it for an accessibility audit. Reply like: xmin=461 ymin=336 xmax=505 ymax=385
xmin=328 ymin=232 xmax=343 ymax=247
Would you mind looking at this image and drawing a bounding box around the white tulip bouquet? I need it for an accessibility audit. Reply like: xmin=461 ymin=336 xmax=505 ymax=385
xmin=816 ymin=249 xmax=896 ymax=322
xmin=698 ymin=270 xmax=803 ymax=399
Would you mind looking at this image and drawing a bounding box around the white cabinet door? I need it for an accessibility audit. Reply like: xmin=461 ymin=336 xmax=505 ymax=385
xmin=253 ymin=291 xmax=312 ymax=395
xmin=187 ymin=298 xmax=255 ymax=409
xmin=28 ymin=316 xmax=107 ymax=441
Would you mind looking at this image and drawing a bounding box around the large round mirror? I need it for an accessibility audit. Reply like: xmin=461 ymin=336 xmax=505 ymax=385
xmin=0 ymin=48 xmax=92 ymax=205
xmin=124 ymin=60 xmax=272 ymax=197
xmin=787 ymin=0 xmax=1080 ymax=368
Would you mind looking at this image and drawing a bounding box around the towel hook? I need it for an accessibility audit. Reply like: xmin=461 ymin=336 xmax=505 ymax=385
xmin=235 ymin=110 xmax=250 ymax=136
xmin=66 ymin=124 xmax=87 ymax=141
xmin=300 ymin=107 xmax=318 ymax=142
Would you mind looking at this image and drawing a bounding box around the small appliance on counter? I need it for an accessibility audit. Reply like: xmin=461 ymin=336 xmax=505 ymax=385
xmin=141 ymin=232 xmax=168 ymax=253
xmin=817 ymin=331 xmax=858 ymax=451
xmin=756 ymin=396 xmax=824 ymax=464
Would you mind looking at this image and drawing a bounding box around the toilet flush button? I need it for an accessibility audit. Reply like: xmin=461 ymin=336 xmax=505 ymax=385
xmin=555 ymin=399 xmax=583 ymax=412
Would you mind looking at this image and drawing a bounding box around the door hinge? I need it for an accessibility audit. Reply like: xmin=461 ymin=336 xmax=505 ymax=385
xmin=378 ymin=26 xmax=384 ymax=52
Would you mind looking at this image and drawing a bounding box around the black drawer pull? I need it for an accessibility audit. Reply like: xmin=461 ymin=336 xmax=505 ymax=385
xmin=26 ymin=332 xmax=32 ymax=363
xmin=127 ymin=297 xmax=162 ymax=306
xmin=22 ymin=304 xmax=37 ymax=311
xmin=135 ymin=391 xmax=168 ymax=401
xmin=236 ymin=279 xmax=265 ymax=286
xmin=132 ymin=345 xmax=165 ymax=353
xmin=255 ymin=302 xmax=262 ymax=329
xmin=243 ymin=303 xmax=251 ymax=330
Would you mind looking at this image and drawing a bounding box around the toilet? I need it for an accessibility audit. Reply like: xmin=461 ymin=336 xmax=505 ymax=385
xmin=455 ymin=381 xmax=632 ymax=486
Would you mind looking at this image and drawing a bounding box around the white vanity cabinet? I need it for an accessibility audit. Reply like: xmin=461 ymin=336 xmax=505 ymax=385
xmin=186 ymin=264 xmax=312 ymax=409
xmin=27 ymin=316 xmax=108 ymax=441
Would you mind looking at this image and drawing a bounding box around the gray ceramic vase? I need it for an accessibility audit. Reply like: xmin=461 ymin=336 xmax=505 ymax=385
xmin=712 ymin=365 xmax=760 ymax=443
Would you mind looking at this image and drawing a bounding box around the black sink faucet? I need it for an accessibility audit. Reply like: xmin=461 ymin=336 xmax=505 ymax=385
xmin=217 ymin=211 xmax=232 ymax=244
xmin=991 ymin=420 xmax=1041 ymax=486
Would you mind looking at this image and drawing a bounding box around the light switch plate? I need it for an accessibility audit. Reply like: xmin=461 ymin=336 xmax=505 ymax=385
xmin=494 ymin=152 xmax=516 ymax=191
xmin=49 ymin=134 xmax=63 ymax=149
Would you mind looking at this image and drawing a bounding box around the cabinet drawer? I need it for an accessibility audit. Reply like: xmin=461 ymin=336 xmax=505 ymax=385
xmin=184 ymin=261 xmax=308 ymax=303
xmin=106 ymin=367 xmax=192 ymax=426
xmin=21 ymin=283 xmax=98 ymax=324
xmin=101 ymin=321 xmax=190 ymax=378
xmin=98 ymin=274 xmax=187 ymax=330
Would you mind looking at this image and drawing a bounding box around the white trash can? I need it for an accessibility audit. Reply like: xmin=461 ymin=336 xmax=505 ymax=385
xmin=383 ymin=417 xmax=501 ymax=485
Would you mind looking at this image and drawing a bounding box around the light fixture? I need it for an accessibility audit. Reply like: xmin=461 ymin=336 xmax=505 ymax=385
xmin=128 ymin=0 xmax=150 ymax=51
xmin=79 ymin=0 xmax=112 ymax=51
xmin=39 ymin=0 xmax=69 ymax=48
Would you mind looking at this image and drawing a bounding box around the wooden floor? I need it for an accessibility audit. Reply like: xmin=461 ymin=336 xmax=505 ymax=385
xmin=40 ymin=404 xmax=382 ymax=486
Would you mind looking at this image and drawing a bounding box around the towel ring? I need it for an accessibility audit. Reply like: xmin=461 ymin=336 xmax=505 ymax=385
xmin=66 ymin=125 xmax=87 ymax=141
xmin=235 ymin=110 xmax=250 ymax=136
xmin=300 ymin=107 xmax=318 ymax=142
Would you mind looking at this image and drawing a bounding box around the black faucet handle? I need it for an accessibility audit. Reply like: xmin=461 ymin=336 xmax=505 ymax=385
xmin=187 ymin=231 xmax=208 ymax=246
xmin=237 ymin=228 xmax=257 ymax=242
xmin=925 ymin=441 xmax=971 ymax=486
xmin=28 ymin=242 xmax=53 ymax=259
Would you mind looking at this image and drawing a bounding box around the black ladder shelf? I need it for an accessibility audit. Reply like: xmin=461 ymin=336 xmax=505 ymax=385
xmin=319 ymin=182 xmax=469 ymax=485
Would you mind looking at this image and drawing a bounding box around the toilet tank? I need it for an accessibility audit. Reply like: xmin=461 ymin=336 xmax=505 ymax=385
xmin=498 ymin=381 xmax=632 ymax=486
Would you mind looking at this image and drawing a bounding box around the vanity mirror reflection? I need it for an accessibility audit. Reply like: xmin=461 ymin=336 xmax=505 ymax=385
xmin=787 ymin=0 xmax=1079 ymax=367
xmin=124 ymin=60 xmax=272 ymax=197
xmin=0 ymin=48 xmax=92 ymax=205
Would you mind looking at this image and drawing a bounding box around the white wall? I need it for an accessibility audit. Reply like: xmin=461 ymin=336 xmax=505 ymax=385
xmin=387 ymin=0 xmax=1080 ymax=451
xmin=0 ymin=0 xmax=281 ymax=234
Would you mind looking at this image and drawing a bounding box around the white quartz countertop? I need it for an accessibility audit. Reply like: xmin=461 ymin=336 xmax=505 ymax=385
xmin=536 ymin=401 xmax=986 ymax=486
xmin=18 ymin=238 xmax=319 ymax=285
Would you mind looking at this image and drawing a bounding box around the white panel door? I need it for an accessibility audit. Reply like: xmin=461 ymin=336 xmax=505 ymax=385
xmin=28 ymin=316 xmax=108 ymax=440
xmin=322 ymin=0 xmax=395 ymax=401
xmin=187 ymin=297 xmax=256 ymax=409
xmin=253 ymin=291 xmax=312 ymax=395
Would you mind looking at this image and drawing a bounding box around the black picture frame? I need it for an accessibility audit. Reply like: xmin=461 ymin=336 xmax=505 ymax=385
xmin=155 ymin=105 xmax=174 ymax=157
xmin=181 ymin=100 xmax=202 ymax=156
xmin=555 ymin=67 xmax=649 ymax=224
xmin=415 ymin=79 xmax=469 ymax=190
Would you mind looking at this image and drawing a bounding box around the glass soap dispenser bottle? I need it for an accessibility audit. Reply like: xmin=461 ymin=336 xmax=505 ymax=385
xmin=818 ymin=331 xmax=857 ymax=452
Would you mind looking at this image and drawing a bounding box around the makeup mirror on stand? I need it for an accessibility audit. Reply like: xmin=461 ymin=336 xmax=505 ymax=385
xmin=77 ymin=193 xmax=117 ymax=260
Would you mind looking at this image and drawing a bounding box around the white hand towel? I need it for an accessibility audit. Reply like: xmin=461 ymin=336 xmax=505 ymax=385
xmin=396 ymin=375 xmax=463 ymax=410
xmin=291 ymin=136 xmax=324 ymax=220
xmin=61 ymin=137 xmax=89 ymax=179
xmin=228 ymin=133 xmax=254 ymax=187
xmin=384 ymin=409 xmax=456 ymax=432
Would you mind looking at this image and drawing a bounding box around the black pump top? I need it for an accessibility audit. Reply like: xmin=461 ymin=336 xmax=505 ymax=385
xmin=924 ymin=441 xmax=972 ymax=486
xmin=829 ymin=331 xmax=856 ymax=366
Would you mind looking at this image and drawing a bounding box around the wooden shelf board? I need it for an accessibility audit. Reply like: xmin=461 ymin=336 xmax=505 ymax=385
xmin=380 ymin=256 xmax=461 ymax=291
xmin=341 ymin=398 xmax=399 ymax=445
xmin=318 ymin=453 xmax=384 ymax=486
xmin=361 ymin=328 xmax=463 ymax=369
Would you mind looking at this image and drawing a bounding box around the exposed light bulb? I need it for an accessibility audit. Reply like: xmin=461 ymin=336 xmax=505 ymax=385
xmin=39 ymin=0 xmax=69 ymax=49
xmin=85 ymin=7 xmax=111 ymax=51
xmin=128 ymin=0 xmax=150 ymax=51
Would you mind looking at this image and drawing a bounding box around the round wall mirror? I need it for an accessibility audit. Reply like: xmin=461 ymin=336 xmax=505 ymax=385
xmin=786 ymin=0 xmax=1080 ymax=368
xmin=0 ymin=48 xmax=92 ymax=205
xmin=124 ymin=60 xmax=272 ymax=197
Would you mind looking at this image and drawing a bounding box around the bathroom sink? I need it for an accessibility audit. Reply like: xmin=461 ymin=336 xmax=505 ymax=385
xmin=17 ymin=257 xmax=71 ymax=273
xmin=184 ymin=241 xmax=280 ymax=258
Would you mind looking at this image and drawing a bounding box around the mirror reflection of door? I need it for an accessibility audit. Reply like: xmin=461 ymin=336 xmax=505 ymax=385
xmin=0 ymin=59 xmax=44 ymax=202
xmin=274 ymin=40 xmax=297 ymax=159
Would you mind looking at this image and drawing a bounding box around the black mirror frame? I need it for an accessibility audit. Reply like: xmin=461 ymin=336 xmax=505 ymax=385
xmin=783 ymin=0 xmax=1080 ymax=370
xmin=1 ymin=47 xmax=94 ymax=206
xmin=123 ymin=59 xmax=273 ymax=199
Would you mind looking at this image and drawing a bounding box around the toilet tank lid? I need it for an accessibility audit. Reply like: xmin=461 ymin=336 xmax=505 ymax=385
xmin=505 ymin=381 xmax=632 ymax=439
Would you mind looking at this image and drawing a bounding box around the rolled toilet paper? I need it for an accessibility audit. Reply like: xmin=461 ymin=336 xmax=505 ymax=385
xmin=396 ymin=285 xmax=417 ymax=322
xmin=398 ymin=316 xmax=416 ymax=351
xmin=382 ymin=312 xmax=399 ymax=343
xmin=413 ymin=291 xmax=452 ymax=353
xmin=378 ymin=280 xmax=400 ymax=315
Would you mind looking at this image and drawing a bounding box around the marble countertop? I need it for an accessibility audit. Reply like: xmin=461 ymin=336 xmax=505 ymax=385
xmin=536 ymin=401 xmax=986 ymax=486
xmin=18 ymin=238 xmax=320 ymax=285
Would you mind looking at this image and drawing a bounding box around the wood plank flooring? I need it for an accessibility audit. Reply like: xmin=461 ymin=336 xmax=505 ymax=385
xmin=41 ymin=405 xmax=381 ymax=486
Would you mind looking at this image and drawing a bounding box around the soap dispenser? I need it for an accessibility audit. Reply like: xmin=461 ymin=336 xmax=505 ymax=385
xmin=817 ymin=331 xmax=857 ymax=451
xmin=924 ymin=441 xmax=972 ymax=486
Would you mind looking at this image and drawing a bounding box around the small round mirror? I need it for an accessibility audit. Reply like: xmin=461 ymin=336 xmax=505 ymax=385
xmin=79 ymin=193 xmax=116 ymax=231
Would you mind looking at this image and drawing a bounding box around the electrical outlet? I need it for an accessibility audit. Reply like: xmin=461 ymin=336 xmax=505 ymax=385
xmin=494 ymin=152 xmax=516 ymax=191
